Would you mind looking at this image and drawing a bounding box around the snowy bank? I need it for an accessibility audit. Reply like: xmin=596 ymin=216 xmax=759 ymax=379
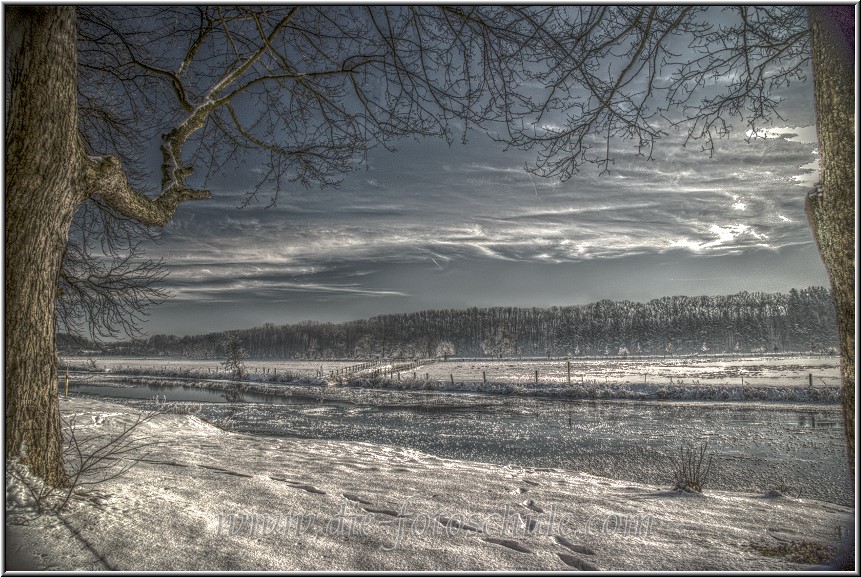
xmin=340 ymin=376 xmax=842 ymax=404
xmin=5 ymin=397 xmax=853 ymax=571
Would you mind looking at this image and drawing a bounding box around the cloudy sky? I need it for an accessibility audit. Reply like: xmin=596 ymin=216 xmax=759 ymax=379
xmin=130 ymin=14 xmax=828 ymax=337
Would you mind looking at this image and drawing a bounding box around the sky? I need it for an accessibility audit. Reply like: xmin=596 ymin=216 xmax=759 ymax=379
xmin=122 ymin=10 xmax=830 ymax=338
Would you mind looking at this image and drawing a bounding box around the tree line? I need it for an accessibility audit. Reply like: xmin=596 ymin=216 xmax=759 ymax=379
xmin=72 ymin=287 xmax=837 ymax=360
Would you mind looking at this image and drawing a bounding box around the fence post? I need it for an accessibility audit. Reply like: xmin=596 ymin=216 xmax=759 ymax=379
xmin=535 ymin=369 xmax=538 ymax=384
xmin=567 ymin=361 xmax=571 ymax=385
xmin=450 ymin=374 xmax=454 ymax=386
xmin=808 ymin=373 xmax=813 ymax=387
xmin=483 ymin=370 xmax=487 ymax=383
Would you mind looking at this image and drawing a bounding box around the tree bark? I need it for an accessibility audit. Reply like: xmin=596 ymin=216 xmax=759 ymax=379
xmin=5 ymin=6 xmax=83 ymax=486
xmin=806 ymin=6 xmax=855 ymax=478
xmin=5 ymin=7 xmax=212 ymax=487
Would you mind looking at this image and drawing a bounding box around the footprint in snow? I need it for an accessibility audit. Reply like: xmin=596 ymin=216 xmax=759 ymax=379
xmin=140 ymin=458 xmax=188 ymax=468
xmin=361 ymin=506 xmax=401 ymax=517
xmin=483 ymin=537 xmax=532 ymax=554
xmin=289 ymin=483 xmax=326 ymax=495
xmin=199 ymin=465 xmax=252 ymax=478
xmin=555 ymin=535 xmax=596 ymax=556
xmin=436 ymin=516 xmax=481 ymax=533
xmin=269 ymin=477 xmax=326 ymax=494
xmin=342 ymin=493 xmax=374 ymax=505
xmin=557 ymin=553 xmax=599 ymax=570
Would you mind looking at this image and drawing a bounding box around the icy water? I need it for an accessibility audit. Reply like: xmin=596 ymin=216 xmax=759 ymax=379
xmin=66 ymin=381 xmax=853 ymax=507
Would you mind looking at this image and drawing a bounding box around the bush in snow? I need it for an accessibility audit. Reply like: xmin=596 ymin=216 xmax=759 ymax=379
xmin=7 ymin=410 xmax=160 ymax=514
xmin=671 ymin=442 xmax=714 ymax=493
xmin=222 ymin=334 xmax=248 ymax=381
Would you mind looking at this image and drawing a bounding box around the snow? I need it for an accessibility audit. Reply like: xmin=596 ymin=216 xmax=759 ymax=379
xmin=64 ymin=355 xmax=843 ymax=403
xmin=6 ymin=397 xmax=853 ymax=571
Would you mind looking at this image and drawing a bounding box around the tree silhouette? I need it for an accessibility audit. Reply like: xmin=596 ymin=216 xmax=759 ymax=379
xmin=221 ymin=334 xmax=248 ymax=381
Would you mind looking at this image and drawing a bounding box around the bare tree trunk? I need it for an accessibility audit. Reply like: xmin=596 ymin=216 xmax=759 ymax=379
xmin=806 ymin=6 xmax=855 ymax=477
xmin=5 ymin=6 xmax=82 ymax=486
xmin=5 ymin=7 xmax=209 ymax=487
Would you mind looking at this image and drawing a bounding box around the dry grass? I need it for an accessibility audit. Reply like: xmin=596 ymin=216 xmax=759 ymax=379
xmin=671 ymin=442 xmax=714 ymax=493
xmin=751 ymin=540 xmax=837 ymax=565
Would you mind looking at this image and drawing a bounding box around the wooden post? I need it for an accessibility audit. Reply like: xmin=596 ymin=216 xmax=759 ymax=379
xmin=450 ymin=374 xmax=454 ymax=385
xmin=534 ymin=369 xmax=538 ymax=384
xmin=398 ymin=372 xmax=401 ymax=381
xmin=808 ymin=373 xmax=813 ymax=387
xmin=483 ymin=370 xmax=486 ymax=383
xmin=425 ymin=373 xmax=429 ymax=382
xmin=567 ymin=361 xmax=571 ymax=385
xmin=64 ymin=366 xmax=69 ymax=396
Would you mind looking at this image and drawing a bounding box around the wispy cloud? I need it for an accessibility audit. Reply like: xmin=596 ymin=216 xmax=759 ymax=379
xmin=136 ymin=95 xmax=825 ymax=333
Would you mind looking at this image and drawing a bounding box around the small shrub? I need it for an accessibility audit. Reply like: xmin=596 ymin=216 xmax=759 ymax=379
xmin=672 ymin=442 xmax=714 ymax=493
xmin=765 ymin=477 xmax=801 ymax=498
xmin=170 ymin=402 xmax=202 ymax=416
xmin=8 ymin=410 xmax=160 ymax=514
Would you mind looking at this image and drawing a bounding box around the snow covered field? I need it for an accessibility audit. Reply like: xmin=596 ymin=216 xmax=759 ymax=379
xmin=415 ymin=355 xmax=841 ymax=388
xmin=60 ymin=388 xmax=853 ymax=508
xmin=63 ymin=354 xmax=841 ymax=388
xmin=65 ymin=357 xmax=353 ymax=379
xmin=5 ymin=397 xmax=853 ymax=571
xmin=56 ymin=354 xmax=852 ymax=506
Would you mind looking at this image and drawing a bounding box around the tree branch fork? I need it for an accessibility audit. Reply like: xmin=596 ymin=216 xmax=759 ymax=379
xmin=82 ymin=154 xmax=210 ymax=228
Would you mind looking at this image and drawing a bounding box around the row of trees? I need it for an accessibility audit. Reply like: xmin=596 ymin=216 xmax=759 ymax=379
xmin=92 ymin=287 xmax=837 ymax=360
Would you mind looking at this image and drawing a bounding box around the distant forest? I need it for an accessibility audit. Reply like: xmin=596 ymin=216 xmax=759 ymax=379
xmin=61 ymin=287 xmax=838 ymax=360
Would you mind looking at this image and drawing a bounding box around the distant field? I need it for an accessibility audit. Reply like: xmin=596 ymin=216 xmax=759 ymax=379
xmin=62 ymin=357 xmax=356 ymax=378
xmin=63 ymin=354 xmax=840 ymax=388
xmin=417 ymin=355 xmax=840 ymax=388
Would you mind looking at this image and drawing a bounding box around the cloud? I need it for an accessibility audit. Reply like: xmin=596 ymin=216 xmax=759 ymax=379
xmin=132 ymin=101 xmax=825 ymax=334
xmin=745 ymin=125 xmax=818 ymax=145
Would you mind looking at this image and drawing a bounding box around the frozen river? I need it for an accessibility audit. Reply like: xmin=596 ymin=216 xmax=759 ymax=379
xmin=65 ymin=379 xmax=852 ymax=508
